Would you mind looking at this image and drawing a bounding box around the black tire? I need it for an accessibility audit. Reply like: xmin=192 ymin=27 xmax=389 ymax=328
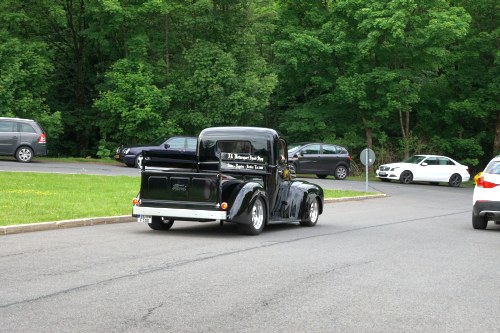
xmin=148 ymin=216 xmax=174 ymax=230
xmin=399 ymin=171 xmax=413 ymax=184
xmin=16 ymin=146 xmax=34 ymax=163
xmin=448 ymin=174 xmax=462 ymax=187
xmin=135 ymin=153 xmax=143 ymax=169
xmin=334 ymin=165 xmax=348 ymax=180
xmin=380 ymin=178 xmax=390 ymax=182
xmin=472 ymin=212 xmax=487 ymax=230
xmin=300 ymin=197 xmax=320 ymax=227
xmin=238 ymin=197 xmax=266 ymax=235
xmin=316 ymin=174 xmax=328 ymax=179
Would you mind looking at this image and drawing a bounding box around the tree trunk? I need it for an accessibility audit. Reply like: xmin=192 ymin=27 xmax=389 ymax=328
xmin=399 ymin=110 xmax=410 ymax=159
xmin=494 ymin=111 xmax=500 ymax=155
xmin=362 ymin=117 xmax=373 ymax=148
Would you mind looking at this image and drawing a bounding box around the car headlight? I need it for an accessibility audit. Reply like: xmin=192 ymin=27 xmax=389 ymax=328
xmin=390 ymin=167 xmax=399 ymax=171
xmin=123 ymin=148 xmax=130 ymax=154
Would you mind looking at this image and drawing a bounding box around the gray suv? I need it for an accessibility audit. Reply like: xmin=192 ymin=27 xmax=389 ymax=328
xmin=0 ymin=117 xmax=47 ymax=162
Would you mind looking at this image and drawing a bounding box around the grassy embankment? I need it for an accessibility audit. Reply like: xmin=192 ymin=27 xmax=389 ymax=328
xmin=0 ymin=172 xmax=373 ymax=226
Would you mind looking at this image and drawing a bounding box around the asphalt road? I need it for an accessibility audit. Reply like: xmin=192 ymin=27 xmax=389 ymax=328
xmin=1 ymin=161 xmax=499 ymax=332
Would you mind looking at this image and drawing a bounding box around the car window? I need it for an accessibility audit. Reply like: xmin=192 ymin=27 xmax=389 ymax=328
xmin=402 ymin=155 xmax=426 ymax=164
xmin=0 ymin=121 xmax=17 ymax=132
xmin=301 ymin=144 xmax=320 ymax=155
xmin=425 ymin=157 xmax=438 ymax=165
xmin=167 ymin=137 xmax=185 ymax=149
xmin=322 ymin=145 xmax=337 ymax=154
xmin=186 ymin=138 xmax=197 ymax=150
xmin=484 ymin=161 xmax=500 ymax=175
xmin=20 ymin=123 xmax=36 ymax=133
xmin=438 ymin=157 xmax=454 ymax=165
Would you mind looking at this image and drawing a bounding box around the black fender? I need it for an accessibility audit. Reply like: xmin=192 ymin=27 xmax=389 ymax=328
xmin=224 ymin=182 xmax=267 ymax=224
xmin=287 ymin=180 xmax=324 ymax=220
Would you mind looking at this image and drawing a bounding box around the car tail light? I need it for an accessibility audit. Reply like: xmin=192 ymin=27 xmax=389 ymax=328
xmin=348 ymin=155 xmax=352 ymax=161
xmin=476 ymin=176 xmax=497 ymax=188
xmin=132 ymin=198 xmax=139 ymax=205
xmin=221 ymin=202 xmax=228 ymax=210
xmin=38 ymin=133 xmax=46 ymax=143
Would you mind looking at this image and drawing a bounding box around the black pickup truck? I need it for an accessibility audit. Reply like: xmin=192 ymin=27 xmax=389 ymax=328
xmin=132 ymin=127 xmax=324 ymax=235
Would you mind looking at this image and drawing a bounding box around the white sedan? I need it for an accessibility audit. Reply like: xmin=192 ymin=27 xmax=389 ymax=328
xmin=376 ymin=155 xmax=470 ymax=187
xmin=472 ymin=155 xmax=500 ymax=229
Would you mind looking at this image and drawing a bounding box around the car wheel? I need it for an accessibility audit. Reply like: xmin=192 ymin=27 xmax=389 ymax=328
xmin=448 ymin=174 xmax=462 ymax=187
xmin=399 ymin=171 xmax=413 ymax=184
xmin=135 ymin=153 xmax=143 ymax=168
xmin=300 ymin=197 xmax=319 ymax=227
xmin=238 ymin=197 xmax=266 ymax=235
xmin=16 ymin=146 xmax=34 ymax=163
xmin=334 ymin=166 xmax=348 ymax=180
xmin=472 ymin=212 xmax=488 ymax=230
xmin=148 ymin=217 xmax=174 ymax=230
xmin=316 ymin=174 xmax=328 ymax=179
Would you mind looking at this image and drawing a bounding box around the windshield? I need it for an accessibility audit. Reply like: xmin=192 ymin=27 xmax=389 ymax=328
xmin=402 ymin=155 xmax=427 ymax=164
xmin=288 ymin=145 xmax=301 ymax=153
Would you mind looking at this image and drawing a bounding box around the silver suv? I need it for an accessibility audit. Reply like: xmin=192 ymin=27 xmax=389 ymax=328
xmin=472 ymin=155 xmax=500 ymax=229
xmin=0 ymin=117 xmax=47 ymax=162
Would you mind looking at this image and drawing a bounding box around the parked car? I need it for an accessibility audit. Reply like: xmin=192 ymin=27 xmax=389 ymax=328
xmin=0 ymin=117 xmax=47 ymax=163
xmin=288 ymin=143 xmax=352 ymax=180
xmin=115 ymin=136 xmax=197 ymax=168
xmin=472 ymin=155 xmax=500 ymax=229
xmin=376 ymin=154 xmax=470 ymax=186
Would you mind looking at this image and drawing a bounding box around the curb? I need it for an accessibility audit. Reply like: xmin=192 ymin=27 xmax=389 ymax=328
xmin=0 ymin=215 xmax=135 ymax=236
xmin=0 ymin=194 xmax=386 ymax=236
xmin=324 ymin=193 xmax=387 ymax=203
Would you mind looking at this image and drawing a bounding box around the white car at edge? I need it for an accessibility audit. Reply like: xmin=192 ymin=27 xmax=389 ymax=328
xmin=472 ymin=155 xmax=500 ymax=229
xmin=376 ymin=154 xmax=470 ymax=187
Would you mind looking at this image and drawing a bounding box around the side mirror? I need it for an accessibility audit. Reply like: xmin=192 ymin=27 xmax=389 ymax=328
xmin=164 ymin=143 xmax=170 ymax=149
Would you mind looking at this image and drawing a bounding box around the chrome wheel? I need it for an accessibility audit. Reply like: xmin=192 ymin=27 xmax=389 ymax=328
xmin=334 ymin=166 xmax=348 ymax=180
xmin=135 ymin=154 xmax=143 ymax=168
xmin=16 ymin=147 xmax=33 ymax=163
xmin=309 ymin=199 xmax=319 ymax=223
xmin=238 ymin=197 xmax=266 ymax=235
xmin=251 ymin=198 xmax=264 ymax=230
xmin=300 ymin=197 xmax=319 ymax=227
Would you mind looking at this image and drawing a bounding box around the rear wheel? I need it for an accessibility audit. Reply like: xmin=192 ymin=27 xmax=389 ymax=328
xmin=448 ymin=174 xmax=462 ymax=187
xmin=16 ymin=146 xmax=33 ymax=163
xmin=334 ymin=165 xmax=348 ymax=180
xmin=316 ymin=174 xmax=327 ymax=179
xmin=399 ymin=171 xmax=413 ymax=184
xmin=300 ymin=197 xmax=319 ymax=227
xmin=472 ymin=212 xmax=488 ymax=230
xmin=148 ymin=217 xmax=174 ymax=230
xmin=238 ymin=197 xmax=265 ymax=235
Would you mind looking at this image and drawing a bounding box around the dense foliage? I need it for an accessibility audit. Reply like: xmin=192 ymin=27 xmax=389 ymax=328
xmin=0 ymin=0 xmax=497 ymax=171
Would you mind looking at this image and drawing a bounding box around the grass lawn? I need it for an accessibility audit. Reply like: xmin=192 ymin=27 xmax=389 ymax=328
xmin=0 ymin=172 xmax=373 ymax=226
xmin=1 ymin=172 xmax=139 ymax=226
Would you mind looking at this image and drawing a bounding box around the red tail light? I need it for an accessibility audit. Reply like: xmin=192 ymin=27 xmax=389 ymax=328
xmin=476 ymin=176 xmax=497 ymax=188
xmin=38 ymin=133 xmax=46 ymax=143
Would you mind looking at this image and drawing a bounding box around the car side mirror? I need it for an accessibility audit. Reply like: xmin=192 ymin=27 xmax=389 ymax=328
xmin=164 ymin=143 xmax=170 ymax=149
xmin=421 ymin=162 xmax=428 ymax=166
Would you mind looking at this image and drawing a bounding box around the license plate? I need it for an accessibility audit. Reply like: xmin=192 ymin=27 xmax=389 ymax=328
xmin=114 ymin=154 xmax=120 ymax=159
xmin=138 ymin=215 xmax=152 ymax=223
xmin=379 ymin=172 xmax=387 ymax=177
